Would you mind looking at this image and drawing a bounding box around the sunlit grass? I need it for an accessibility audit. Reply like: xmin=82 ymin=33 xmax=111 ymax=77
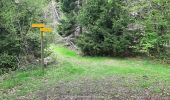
xmin=51 ymin=44 xmax=170 ymax=78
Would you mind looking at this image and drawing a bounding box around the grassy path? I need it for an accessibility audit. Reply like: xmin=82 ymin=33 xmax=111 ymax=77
xmin=0 ymin=45 xmax=170 ymax=99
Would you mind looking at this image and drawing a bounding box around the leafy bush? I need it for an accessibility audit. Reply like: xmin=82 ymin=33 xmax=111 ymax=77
xmin=0 ymin=53 xmax=17 ymax=74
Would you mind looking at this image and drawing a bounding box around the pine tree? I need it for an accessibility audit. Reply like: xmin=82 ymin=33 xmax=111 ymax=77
xmin=77 ymin=0 xmax=134 ymax=56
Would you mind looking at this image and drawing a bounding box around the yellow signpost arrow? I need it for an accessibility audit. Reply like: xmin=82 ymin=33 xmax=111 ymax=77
xmin=40 ymin=28 xmax=53 ymax=33
xmin=32 ymin=24 xmax=45 ymax=28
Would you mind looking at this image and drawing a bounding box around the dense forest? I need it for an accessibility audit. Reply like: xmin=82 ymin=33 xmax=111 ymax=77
xmin=58 ymin=0 xmax=170 ymax=58
xmin=0 ymin=0 xmax=170 ymax=99
xmin=1 ymin=0 xmax=170 ymax=74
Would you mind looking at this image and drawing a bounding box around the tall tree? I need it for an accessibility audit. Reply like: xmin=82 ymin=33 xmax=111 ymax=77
xmin=77 ymin=0 xmax=134 ymax=56
xmin=57 ymin=0 xmax=82 ymax=37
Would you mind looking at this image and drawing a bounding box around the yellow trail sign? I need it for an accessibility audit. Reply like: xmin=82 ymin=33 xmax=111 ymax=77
xmin=32 ymin=24 xmax=45 ymax=28
xmin=40 ymin=28 xmax=53 ymax=32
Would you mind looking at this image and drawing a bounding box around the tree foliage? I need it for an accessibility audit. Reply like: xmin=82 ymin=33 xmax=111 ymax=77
xmin=57 ymin=0 xmax=78 ymax=36
xmin=0 ymin=0 xmax=47 ymax=74
xmin=57 ymin=0 xmax=170 ymax=62
xmin=77 ymin=0 xmax=135 ymax=56
xmin=133 ymin=0 xmax=170 ymax=61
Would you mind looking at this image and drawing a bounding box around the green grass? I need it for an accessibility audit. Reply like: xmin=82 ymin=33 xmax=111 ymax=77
xmin=51 ymin=45 xmax=170 ymax=78
xmin=1 ymin=69 xmax=44 ymax=89
xmin=0 ymin=44 xmax=170 ymax=99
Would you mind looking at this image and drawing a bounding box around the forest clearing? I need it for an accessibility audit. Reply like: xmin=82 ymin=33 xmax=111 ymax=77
xmin=0 ymin=0 xmax=170 ymax=100
xmin=0 ymin=45 xmax=170 ymax=99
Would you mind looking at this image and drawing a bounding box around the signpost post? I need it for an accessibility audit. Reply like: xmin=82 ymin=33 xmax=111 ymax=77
xmin=41 ymin=31 xmax=44 ymax=69
xmin=40 ymin=28 xmax=53 ymax=70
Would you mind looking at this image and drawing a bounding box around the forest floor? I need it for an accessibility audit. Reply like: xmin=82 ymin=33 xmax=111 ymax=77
xmin=0 ymin=44 xmax=170 ymax=100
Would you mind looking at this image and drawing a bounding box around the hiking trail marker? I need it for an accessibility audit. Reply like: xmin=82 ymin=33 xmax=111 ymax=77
xmin=32 ymin=24 xmax=53 ymax=70
xmin=32 ymin=24 xmax=45 ymax=28
xmin=40 ymin=28 xmax=53 ymax=33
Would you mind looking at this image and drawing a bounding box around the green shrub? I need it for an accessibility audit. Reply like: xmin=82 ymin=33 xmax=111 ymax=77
xmin=0 ymin=53 xmax=18 ymax=74
xmin=77 ymin=0 xmax=135 ymax=56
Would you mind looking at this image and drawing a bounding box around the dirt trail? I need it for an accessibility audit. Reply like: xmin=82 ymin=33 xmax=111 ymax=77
xmin=17 ymin=76 xmax=170 ymax=100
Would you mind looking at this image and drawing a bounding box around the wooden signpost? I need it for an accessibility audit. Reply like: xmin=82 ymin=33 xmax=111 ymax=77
xmin=40 ymin=27 xmax=53 ymax=69
xmin=32 ymin=24 xmax=53 ymax=70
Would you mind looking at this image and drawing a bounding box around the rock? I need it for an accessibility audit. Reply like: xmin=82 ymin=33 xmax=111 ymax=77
xmin=44 ymin=56 xmax=56 ymax=66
